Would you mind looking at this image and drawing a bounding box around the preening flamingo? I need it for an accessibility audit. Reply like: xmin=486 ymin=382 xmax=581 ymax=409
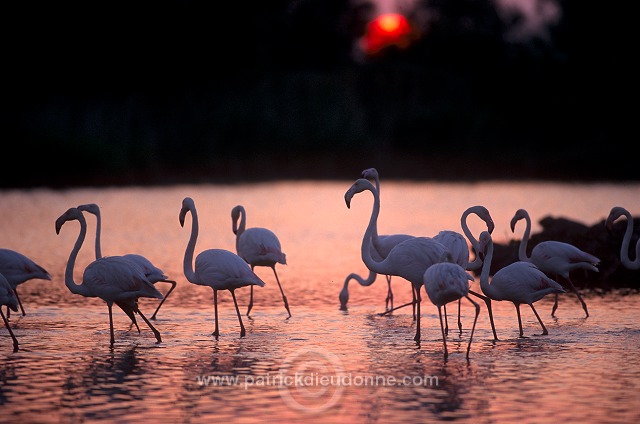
xmin=478 ymin=231 xmax=565 ymax=337
xmin=423 ymin=262 xmax=479 ymax=359
xmin=0 ymin=248 xmax=51 ymax=317
xmin=511 ymin=208 xmax=599 ymax=317
xmin=77 ymin=203 xmax=177 ymax=320
xmin=345 ymin=178 xmax=450 ymax=343
xmin=606 ymin=206 xmax=640 ymax=270
xmin=231 ymin=205 xmax=290 ymax=318
xmin=180 ymin=197 xmax=265 ymax=339
xmin=55 ymin=207 xmax=163 ymax=346
xmin=0 ymin=273 xmax=19 ymax=351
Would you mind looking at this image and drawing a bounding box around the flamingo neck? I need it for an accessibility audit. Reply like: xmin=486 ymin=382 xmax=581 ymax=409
xmin=479 ymin=237 xmax=499 ymax=300
xmin=94 ymin=208 xmax=102 ymax=259
xmin=64 ymin=217 xmax=92 ymax=297
xmin=517 ymin=213 xmax=532 ymax=262
xmin=347 ymin=269 xmax=377 ymax=287
xmin=361 ymin=185 xmax=386 ymax=275
xmin=233 ymin=207 xmax=246 ymax=237
xmin=620 ymin=210 xmax=640 ymax=269
xmin=462 ymin=208 xmax=481 ymax=271
xmin=183 ymin=206 xmax=199 ymax=284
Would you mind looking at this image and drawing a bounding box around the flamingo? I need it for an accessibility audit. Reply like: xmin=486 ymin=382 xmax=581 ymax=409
xmin=55 ymin=207 xmax=163 ymax=346
xmin=432 ymin=205 xmax=496 ymax=335
xmin=606 ymin=206 xmax=640 ymax=270
xmin=478 ymin=231 xmax=565 ymax=337
xmin=0 ymin=248 xmax=52 ymax=317
xmin=339 ymin=270 xmax=377 ymax=311
xmin=361 ymin=167 xmax=414 ymax=312
xmin=423 ymin=262 xmax=479 ymax=359
xmin=231 ymin=205 xmax=291 ymax=318
xmin=345 ymin=178 xmax=451 ymax=343
xmin=511 ymin=208 xmax=599 ymax=317
xmin=0 ymin=273 xmax=19 ymax=351
xmin=77 ymin=203 xmax=177 ymax=320
xmin=180 ymin=197 xmax=265 ymax=339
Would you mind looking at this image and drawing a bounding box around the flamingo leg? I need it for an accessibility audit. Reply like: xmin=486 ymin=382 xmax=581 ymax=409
xmin=135 ymin=307 xmax=162 ymax=343
xmin=272 ymin=267 xmax=291 ymax=318
xmin=413 ymin=286 xmax=422 ymax=343
xmin=7 ymin=289 xmax=26 ymax=318
xmin=411 ymin=286 xmax=417 ymax=321
xmin=438 ymin=305 xmax=448 ymax=359
xmin=515 ymin=303 xmax=526 ymax=338
xmin=465 ymin=295 xmax=480 ymax=359
xmin=1 ymin=309 xmax=18 ymax=352
xmin=377 ymin=300 xmax=415 ymax=316
xmin=559 ymin=276 xmax=589 ymax=318
xmin=443 ymin=304 xmax=449 ymax=336
xmin=457 ymin=298 xmax=463 ymax=335
xmin=469 ymin=289 xmax=499 ymax=341
xmin=116 ymin=301 xmax=140 ymax=333
xmin=246 ymin=266 xmax=255 ymax=317
xmin=385 ymin=275 xmax=394 ymax=311
xmin=108 ymin=302 xmax=115 ymax=346
xmin=213 ymin=289 xmax=220 ymax=340
xmin=529 ymin=303 xmax=548 ymax=335
xmin=231 ymin=290 xmax=246 ymax=338
xmin=151 ymin=279 xmax=177 ymax=320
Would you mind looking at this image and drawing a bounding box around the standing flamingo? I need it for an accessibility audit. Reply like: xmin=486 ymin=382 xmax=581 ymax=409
xmin=433 ymin=205 xmax=496 ymax=336
xmin=511 ymin=208 xmax=599 ymax=317
xmin=0 ymin=248 xmax=51 ymax=317
xmin=345 ymin=178 xmax=451 ymax=343
xmin=77 ymin=203 xmax=177 ymax=320
xmin=478 ymin=231 xmax=565 ymax=337
xmin=180 ymin=197 xmax=265 ymax=339
xmin=0 ymin=273 xmax=19 ymax=351
xmin=423 ymin=262 xmax=479 ymax=359
xmin=231 ymin=205 xmax=291 ymax=318
xmin=606 ymin=206 xmax=640 ymax=270
xmin=55 ymin=207 xmax=163 ymax=346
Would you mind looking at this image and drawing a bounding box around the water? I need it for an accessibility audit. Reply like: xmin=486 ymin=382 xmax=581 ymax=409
xmin=1 ymin=181 xmax=640 ymax=423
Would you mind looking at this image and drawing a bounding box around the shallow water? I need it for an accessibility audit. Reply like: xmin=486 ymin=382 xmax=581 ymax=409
xmin=1 ymin=181 xmax=640 ymax=423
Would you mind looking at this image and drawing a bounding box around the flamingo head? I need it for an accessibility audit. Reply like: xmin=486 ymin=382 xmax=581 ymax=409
xmin=605 ymin=206 xmax=627 ymax=232
xmin=338 ymin=285 xmax=349 ymax=311
xmin=55 ymin=207 xmax=84 ymax=235
xmin=179 ymin=197 xmax=195 ymax=227
xmin=510 ymin=208 xmax=529 ymax=232
xmin=231 ymin=205 xmax=243 ymax=235
xmin=361 ymin=168 xmax=379 ymax=181
xmin=344 ymin=178 xmax=375 ymax=208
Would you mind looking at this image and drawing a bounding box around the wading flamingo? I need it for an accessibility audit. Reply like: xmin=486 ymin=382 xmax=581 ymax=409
xmin=606 ymin=206 xmax=640 ymax=270
xmin=511 ymin=208 xmax=599 ymax=317
xmin=180 ymin=197 xmax=265 ymax=339
xmin=55 ymin=207 xmax=163 ymax=346
xmin=77 ymin=203 xmax=177 ymax=320
xmin=231 ymin=205 xmax=290 ymax=318
xmin=345 ymin=178 xmax=451 ymax=343
xmin=423 ymin=262 xmax=479 ymax=359
xmin=0 ymin=248 xmax=51 ymax=317
xmin=478 ymin=231 xmax=565 ymax=338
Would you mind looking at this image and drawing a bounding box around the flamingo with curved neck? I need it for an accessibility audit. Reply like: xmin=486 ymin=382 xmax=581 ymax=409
xmin=345 ymin=178 xmax=450 ymax=343
xmin=478 ymin=231 xmax=565 ymax=337
xmin=77 ymin=203 xmax=177 ymax=320
xmin=511 ymin=208 xmax=599 ymax=317
xmin=180 ymin=197 xmax=265 ymax=339
xmin=55 ymin=207 xmax=163 ymax=346
xmin=606 ymin=206 xmax=640 ymax=270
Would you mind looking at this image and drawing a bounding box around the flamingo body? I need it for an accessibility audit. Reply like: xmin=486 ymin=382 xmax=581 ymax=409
xmin=0 ymin=248 xmax=52 ymax=316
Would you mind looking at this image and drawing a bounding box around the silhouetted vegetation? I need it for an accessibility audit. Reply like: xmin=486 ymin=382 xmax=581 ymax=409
xmin=3 ymin=1 xmax=635 ymax=188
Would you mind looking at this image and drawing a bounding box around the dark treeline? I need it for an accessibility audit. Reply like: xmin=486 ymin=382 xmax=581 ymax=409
xmin=3 ymin=1 xmax=635 ymax=188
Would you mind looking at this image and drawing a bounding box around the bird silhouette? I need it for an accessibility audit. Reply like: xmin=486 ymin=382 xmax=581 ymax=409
xmin=606 ymin=206 xmax=640 ymax=270
xmin=345 ymin=178 xmax=450 ymax=343
xmin=180 ymin=197 xmax=265 ymax=339
xmin=478 ymin=231 xmax=565 ymax=338
xmin=339 ymin=269 xmax=377 ymax=311
xmin=423 ymin=262 xmax=479 ymax=359
xmin=55 ymin=207 xmax=163 ymax=346
xmin=433 ymin=205 xmax=496 ymax=336
xmin=77 ymin=203 xmax=177 ymax=320
xmin=0 ymin=273 xmax=19 ymax=351
xmin=0 ymin=248 xmax=51 ymax=317
xmin=231 ymin=204 xmax=290 ymax=318
xmin=511 ymin=208 xmax=599 ymax=317
xmin=360 ymin=167 xmax=413 ymax=312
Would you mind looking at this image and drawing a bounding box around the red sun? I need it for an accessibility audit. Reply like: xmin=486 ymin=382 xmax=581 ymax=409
xmin=361 ymin=13 xmax=415 ymax=56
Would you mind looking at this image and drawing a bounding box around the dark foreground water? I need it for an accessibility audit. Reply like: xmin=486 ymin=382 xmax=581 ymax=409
xmin=1 ymin=181 xmax=639 ymax=422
